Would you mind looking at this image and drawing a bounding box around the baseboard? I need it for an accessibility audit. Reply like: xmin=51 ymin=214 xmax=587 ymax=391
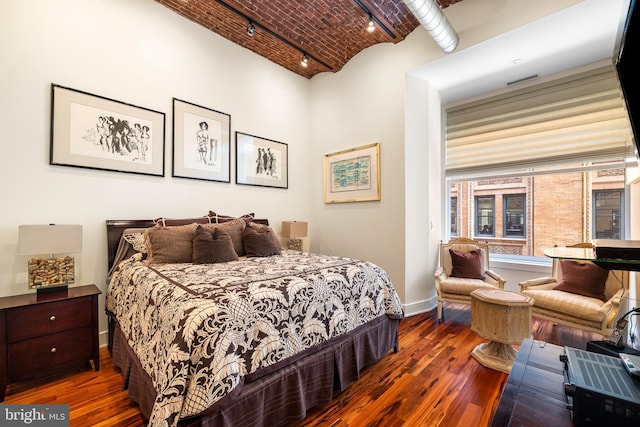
xmin=404 ymin=297 xmax=437 ymax=317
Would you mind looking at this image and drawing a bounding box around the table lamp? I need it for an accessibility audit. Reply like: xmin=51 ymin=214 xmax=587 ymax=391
xmin=281 ymin=221 xmax=308 ymax=251
xmin=18 ymin=224 xmax=83 ymax=293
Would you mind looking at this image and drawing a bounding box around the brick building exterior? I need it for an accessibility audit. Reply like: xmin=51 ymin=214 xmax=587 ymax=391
xmin=450 ymin=168 xmax=625 ymax=256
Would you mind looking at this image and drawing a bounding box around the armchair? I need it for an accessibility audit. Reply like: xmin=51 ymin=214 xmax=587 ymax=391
xmin=435 ymin=238 xmax=506 ymax=321
xmin=519 ymin=244 xmax=629 ymax=337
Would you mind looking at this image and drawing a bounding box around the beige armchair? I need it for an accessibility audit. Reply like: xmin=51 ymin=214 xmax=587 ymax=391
xmin=519 ymin=244 xmax=629 ymax=337
xmin=435 ymin=238 xmax=506 ymax=321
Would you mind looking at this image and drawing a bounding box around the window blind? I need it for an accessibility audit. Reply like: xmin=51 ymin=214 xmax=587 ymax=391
xmin=445 ymin=64 xmax=633 ymax=178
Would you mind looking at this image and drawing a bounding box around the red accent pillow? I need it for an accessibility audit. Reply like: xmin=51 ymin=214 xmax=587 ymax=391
xmin=553 ymin=260 xmax=608 ymax=302
xmin=449 ymin=248 xmax=485 ymax=279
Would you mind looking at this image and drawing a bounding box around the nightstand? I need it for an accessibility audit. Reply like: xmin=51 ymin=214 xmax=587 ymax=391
xmin=0 ymin=284 xmax=101 ymax=401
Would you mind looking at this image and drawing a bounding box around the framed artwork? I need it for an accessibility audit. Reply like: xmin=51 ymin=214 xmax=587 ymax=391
xmin=50 ymin=84 xmax=165 ymax=176
xmin=323 ymin=142 xmax=381 ymax=203
xmin=172 ymin=98 xmax=231 ymax=182
xmin=235 ymin=132 xmax=288 ymax=189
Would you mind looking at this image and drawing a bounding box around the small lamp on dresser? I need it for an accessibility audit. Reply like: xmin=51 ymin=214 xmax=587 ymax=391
xmin=18 ymin=224 xmax=83 ymax=294
xmin=281 ymin=221 xmax=308 ymax=251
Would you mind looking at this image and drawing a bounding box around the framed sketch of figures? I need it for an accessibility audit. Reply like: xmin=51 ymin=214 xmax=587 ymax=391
xmin=50 ymin=84 xmax=165 ymax=176
xmin=172 ymin=98 xmax=231 ymax=182
xmin=235 ymin=132 xmax=288 ymax=189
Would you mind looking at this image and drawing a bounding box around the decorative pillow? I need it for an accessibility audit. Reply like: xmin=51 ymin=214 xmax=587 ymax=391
xmin=208 ymin=211 xmax=255 ymax=224
xmin=144 ymin=223 xmax=198 ymax=264
xmin=243 ymin=226 xmax=281 ymax=257
xmin=247 ymin=222 xmax=282 ymax=251
xmin=122 ymin=228 xmax=148 ymax=253
xmin=553 ymin=260 xmax=609 ymax=301
xmin=154 ymin=216 xmax=211 ymax=226
xmin=202 ymin=218 xmax=247 ymax=256
xmin=449 ymin=248 xmax=485 ymax=279
xmin=192 ymin=225 xmax=239 ymax=264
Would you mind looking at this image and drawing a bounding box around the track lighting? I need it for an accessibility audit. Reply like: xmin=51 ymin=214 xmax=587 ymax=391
xmin=301 ymin=54 xmax=309 ymax=67
xmin=247 ymin=22 xmax=255 ymax=36
xmin=402 ymin=0 xmax=459 ymax=53
xmin=367 ymin=14 xmax=375 ymax=32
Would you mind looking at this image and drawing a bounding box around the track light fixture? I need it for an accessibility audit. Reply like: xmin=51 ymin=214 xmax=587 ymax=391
xmin=352 ymin=0 xmax=395 ymax=39
xmin=402 ymin=0 xmax=459 ymax=53
xmin=216 ymin=0 xmax=332 ymax=71
xmin=367 ymin=14 xmax=375 ymax=32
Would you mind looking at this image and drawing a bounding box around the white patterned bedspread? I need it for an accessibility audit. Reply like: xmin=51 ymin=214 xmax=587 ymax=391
xmin=105 ymin=250 xmax=404 ymax=427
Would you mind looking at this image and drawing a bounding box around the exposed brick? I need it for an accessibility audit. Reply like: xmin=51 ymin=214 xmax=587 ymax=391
xmin=153 ymin=0 xmax=462 ymax=78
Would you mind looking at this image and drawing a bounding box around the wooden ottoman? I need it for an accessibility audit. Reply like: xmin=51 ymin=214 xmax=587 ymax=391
xmin=470 ymin=288 xmax=533 ymax=373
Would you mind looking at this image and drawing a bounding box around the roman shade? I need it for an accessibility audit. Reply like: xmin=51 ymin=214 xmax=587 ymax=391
xmin=445 ymin=63 xmax=634 ymax=178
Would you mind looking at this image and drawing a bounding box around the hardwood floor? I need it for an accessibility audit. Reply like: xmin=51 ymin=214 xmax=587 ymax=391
xmin=3 ymin=304 xmax=599 ymax=427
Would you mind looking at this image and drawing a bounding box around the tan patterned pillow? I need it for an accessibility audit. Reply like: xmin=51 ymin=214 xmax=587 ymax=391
xmin=144 ymin=223 xmax=198 ymax=264
xmin=122 ymin=230 xmax=147 ymax=253
xmin=201 ymin=218 xmax=247 ymax=256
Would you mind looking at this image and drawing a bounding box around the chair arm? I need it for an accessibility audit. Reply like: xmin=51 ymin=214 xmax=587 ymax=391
xmin=602 ymin=288 xmax=625 ymax=330
xmin=435 ymin=266 xmax=447 ymax=281
xmin=519 ymin=277 xmax=554 ymax=291
xmin=485 ymin=269 xmax=506 ymax=289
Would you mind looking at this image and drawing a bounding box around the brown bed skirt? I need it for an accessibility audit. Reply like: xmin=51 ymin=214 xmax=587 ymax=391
xmin=109 ymin=314 xmax=400 ymax=427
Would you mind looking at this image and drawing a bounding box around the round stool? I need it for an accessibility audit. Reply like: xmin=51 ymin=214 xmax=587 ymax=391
xmin=470 ymin=288 xmax=533 ymax=373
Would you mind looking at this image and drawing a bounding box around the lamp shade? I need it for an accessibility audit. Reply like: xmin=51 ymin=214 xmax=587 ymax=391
xmin=281 ymin=221 xmax=308 ymax=239
xmin=19 ymin=224 xmax=83 ymax=256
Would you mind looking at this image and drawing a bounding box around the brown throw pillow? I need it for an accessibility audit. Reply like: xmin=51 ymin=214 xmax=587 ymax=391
xmin=243 ymin=226 xmax=281 ymax=257
xmin=192 ymin=225 xmax=239 ymax=264
xmin=202 ymin=218 xmax=247 ymax=256
xmin=553 ymin=260 xmax=608 ymax=301
xmin=449 ymin=248 xmax=485 ymax=279
xmin=208 ymin=211 xmax=255 ymax=224
xmin=247 ymin=222 xmax=282 ymax=251
xmin=144 ymin=223 xmax=198 ymax=264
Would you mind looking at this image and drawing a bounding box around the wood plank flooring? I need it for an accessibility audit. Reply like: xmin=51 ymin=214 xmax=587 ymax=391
xmin=3 ymin=303 xmax=599 ymax=426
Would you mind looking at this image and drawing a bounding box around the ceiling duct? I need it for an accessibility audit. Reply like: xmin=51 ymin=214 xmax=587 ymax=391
xmin=403 ymin=0 xmax=459 ymax=53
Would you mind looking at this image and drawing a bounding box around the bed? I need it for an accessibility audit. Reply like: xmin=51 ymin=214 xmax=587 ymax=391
xmin=105 ymin=216 xmax=404 ymax=427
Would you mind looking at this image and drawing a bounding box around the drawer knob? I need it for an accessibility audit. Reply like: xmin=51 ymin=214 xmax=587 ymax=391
xmin=51 ymin=347 xmax=57 ymax=353
xmin=49 ymin=315 xmax=56 ymax=321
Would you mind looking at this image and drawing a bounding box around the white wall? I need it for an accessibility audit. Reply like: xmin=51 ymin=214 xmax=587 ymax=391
xmin=2 ymin=0 xmax=635 ymax=347
xmin=0 ymin=0 xmax=311 ymax=339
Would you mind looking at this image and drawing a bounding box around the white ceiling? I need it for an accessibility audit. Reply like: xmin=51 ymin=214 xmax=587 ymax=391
xmin=413 ymin=0 xmax=631 ymax=104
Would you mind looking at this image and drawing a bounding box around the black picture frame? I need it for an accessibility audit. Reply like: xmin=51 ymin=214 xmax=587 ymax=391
xmin=172 ymin=98 xmax=231 ymax=182
xmin=50 ymin=84 xmax=165 ymax=176
xmin=235 ymin=131 xmax=288 ymax=189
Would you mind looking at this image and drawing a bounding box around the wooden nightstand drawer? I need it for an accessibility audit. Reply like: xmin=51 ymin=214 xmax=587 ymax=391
xmin=6 ymin=297 xmax=91 ymax=343
xmin=0 ymin=284 xmax=101 ymax=401
xmin=8 ymin=326 xmax=92 ymax=378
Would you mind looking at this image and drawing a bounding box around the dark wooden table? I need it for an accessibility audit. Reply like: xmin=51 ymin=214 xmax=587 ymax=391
xmin=490 ymin=337 xmax=574 ymax=426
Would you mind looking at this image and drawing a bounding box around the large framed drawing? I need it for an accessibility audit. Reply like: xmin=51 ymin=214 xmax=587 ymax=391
xmin=172 ymin=98 xmax=231 ymax=182
xmin=236 ymin=132 xmax=288 ymax=189
xmin=324 ymin=142 xmax=381 ymax=203
xmin=50 ymin=84 xmax=165 ymax=176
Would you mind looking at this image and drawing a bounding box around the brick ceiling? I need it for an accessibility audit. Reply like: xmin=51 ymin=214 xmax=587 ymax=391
xmin=154 ymin=0 xmax=462 ymax=79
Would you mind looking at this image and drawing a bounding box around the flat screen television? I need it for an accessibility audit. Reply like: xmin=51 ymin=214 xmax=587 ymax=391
xmin=615 ymin=0 xmax=640 ymax=160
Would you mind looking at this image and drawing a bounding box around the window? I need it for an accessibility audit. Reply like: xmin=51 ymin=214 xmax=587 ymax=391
xmin=593 ymin=189 xmax=623 ymax=240
xmin=504 ymin=194 xmax=525 ymax=238
xmin=444 ymin=64 xmax=632 ymax=258
xmin=450 ymin=196 xmax=458 ymax=236
xmin=447 ymin=167 xmax=626 ymax=257
xmin=475 ymin=196 xmax=494 ymax=236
